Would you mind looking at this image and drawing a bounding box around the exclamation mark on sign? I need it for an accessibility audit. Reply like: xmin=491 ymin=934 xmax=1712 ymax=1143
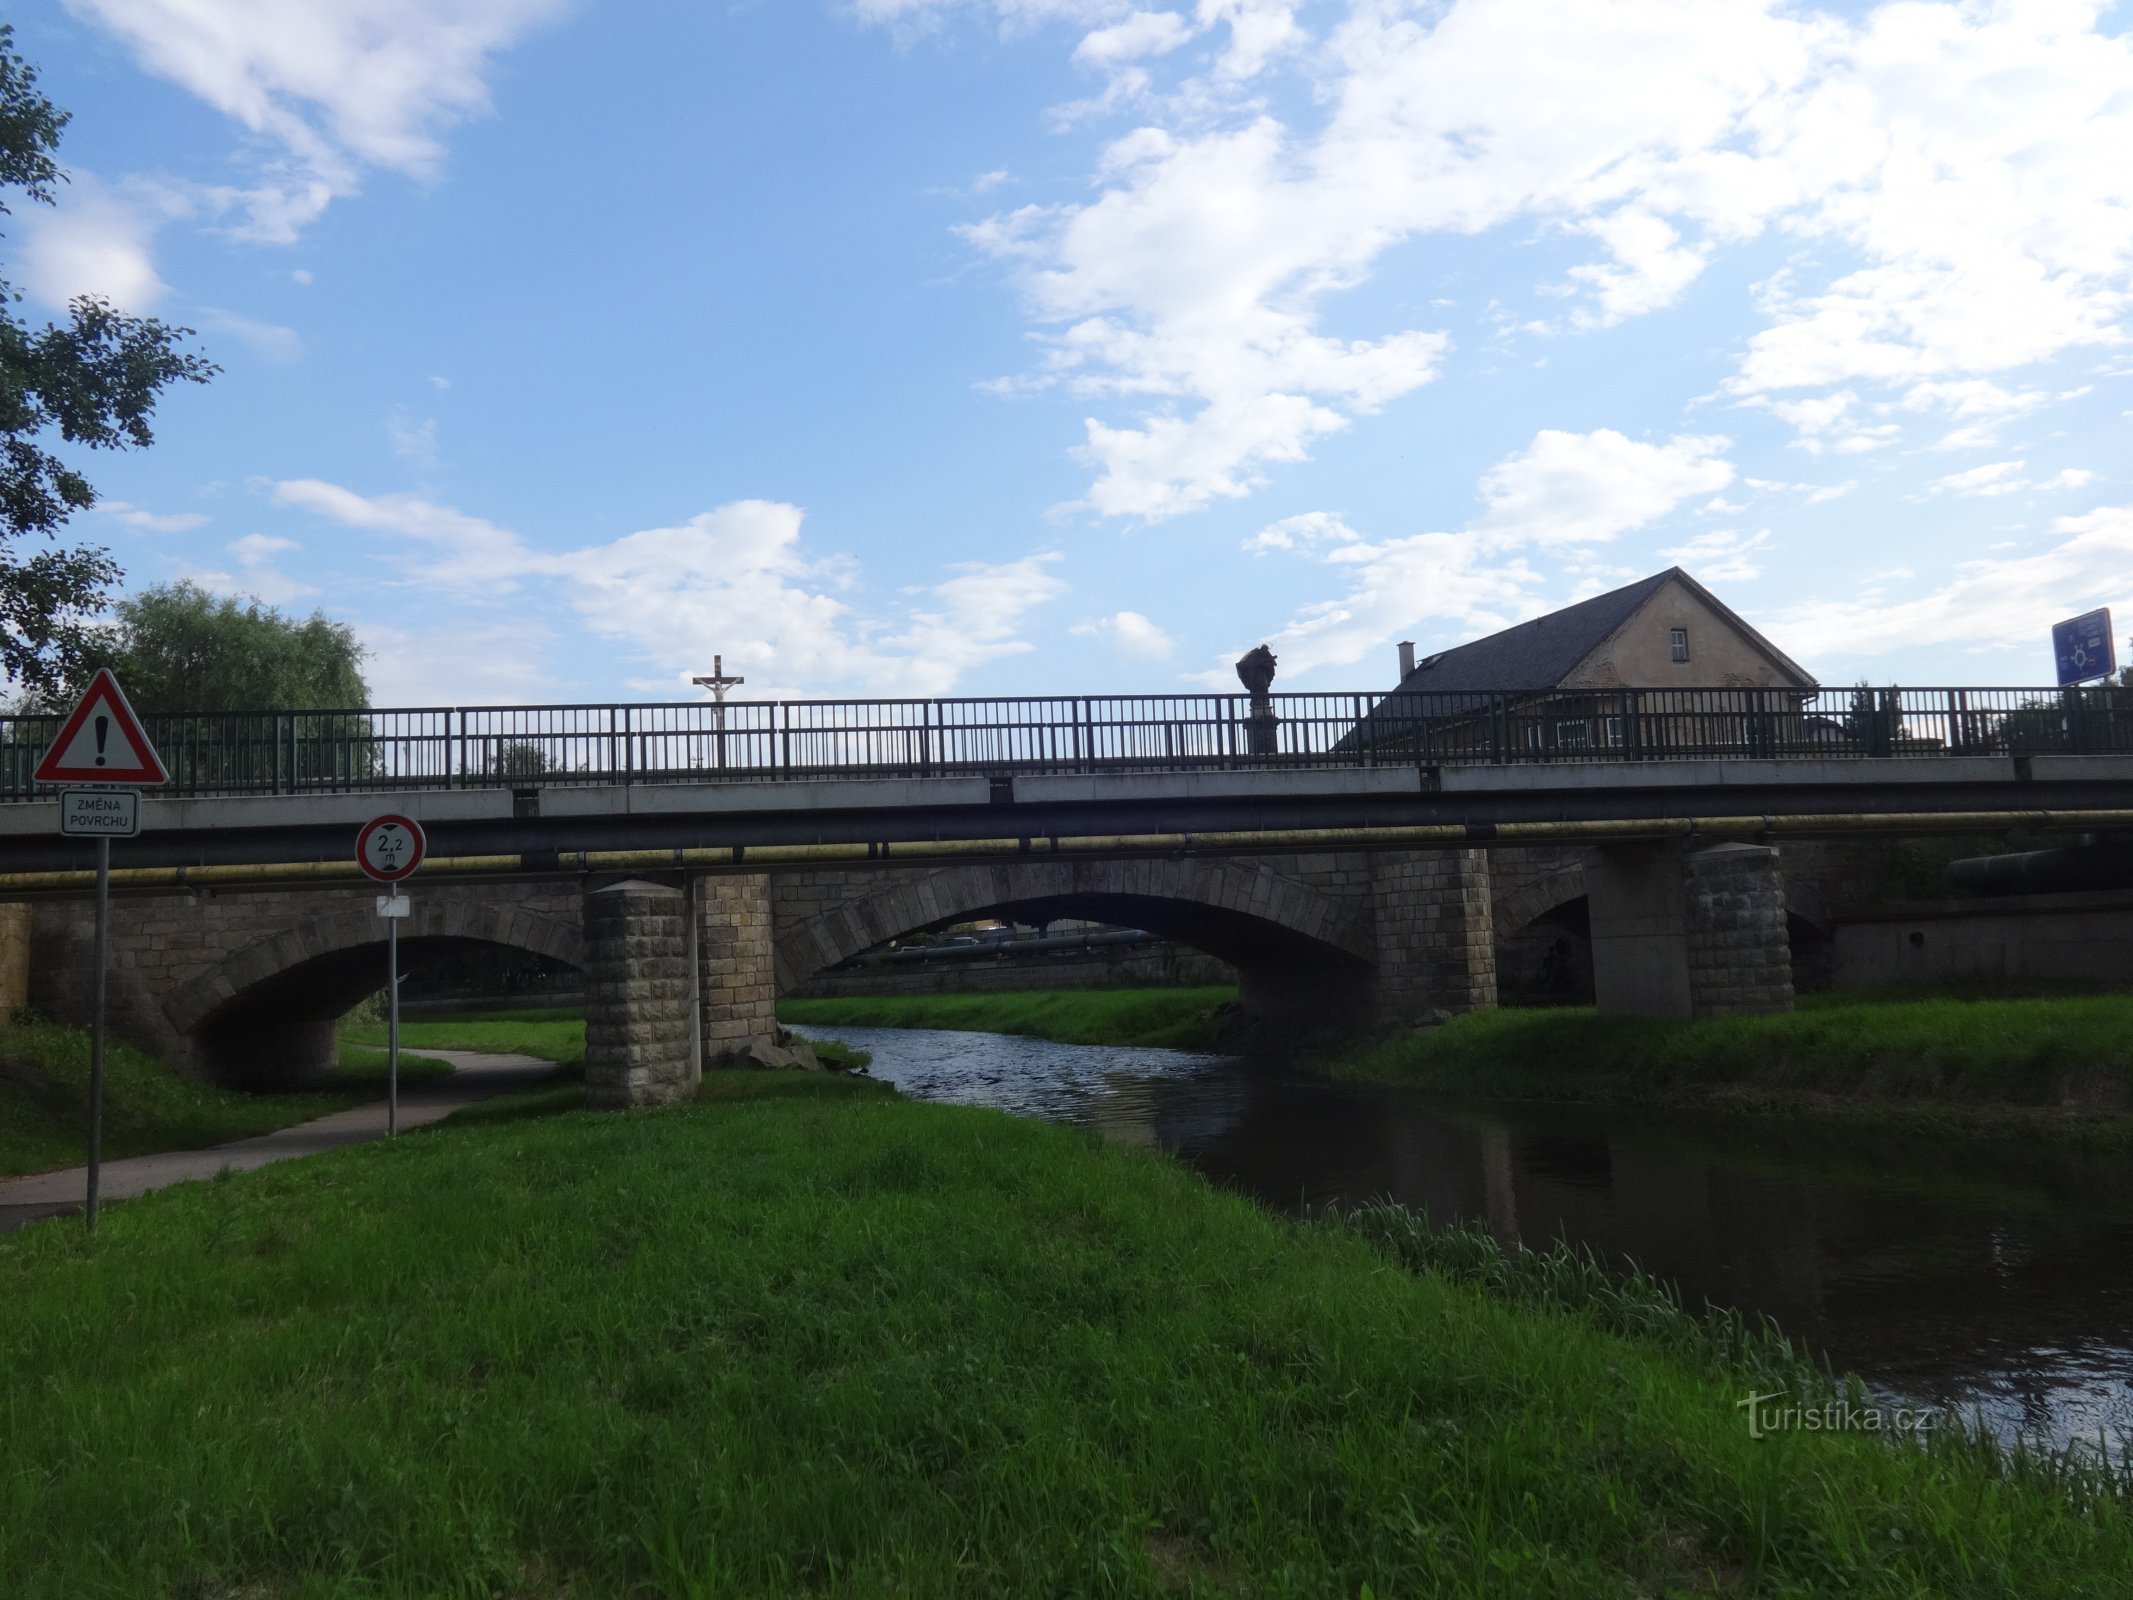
xmin=94 ymin=714 xmax=109 ymax=767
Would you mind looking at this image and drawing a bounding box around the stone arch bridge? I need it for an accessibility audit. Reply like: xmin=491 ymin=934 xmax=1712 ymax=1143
xmin=25 ymin=843 xmax=1795 ymax=1106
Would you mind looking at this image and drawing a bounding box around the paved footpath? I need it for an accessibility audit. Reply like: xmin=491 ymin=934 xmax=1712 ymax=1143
xmin=0 ymin=1050 xmax=561 ymax=1235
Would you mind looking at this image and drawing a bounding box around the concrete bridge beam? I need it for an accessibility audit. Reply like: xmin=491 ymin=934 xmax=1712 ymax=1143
xmin=1588 ymin=843 xmax=1793 ymax=1019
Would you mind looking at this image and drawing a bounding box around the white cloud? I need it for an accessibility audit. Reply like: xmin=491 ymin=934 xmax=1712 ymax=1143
xmin=94 ymin=501 xmax=210 ymax=533
xmin=946 ymin=0 xmax=2133 ymax=518
xmin=1899 ymin=377 xmax=2053 ymax=451
xmin=1073 ymin=11 xmax=1192 ymax=68
xmin=356 ymin=618 xmax=561 ymax=706
xmin=1748 ymin=389 xmax=1901 ymax=455
xmin=180 ymin=532 xmax=316 ymax=606
xmin=1469 ymin=429 xmax=1734 ymax=545
xmin=268 ymin=483 xmax=1066 ymax=696
xmin=14 ymin=173 xmax=175 ymax=311
xmin=195 ymin=307 xmax=305 ymax=363
xmin=2041 ymin=467 xmax=2099 ymax=491
xmin=387 ymin=409 xmax=441 ymax=474
xmin=1245 ymin=510 xmax=1361 ymax=552
xmin=1071 ymin=609 xmax=1175 ymax=658
xmin=1912 ymin=459 xmax=2043 ymax=499
xmin=1769 ymin=501 xmax=2133 ymax=663
xmin=291 ymin=268 xmax=314 ymax=285
xmin=65 ymin=0 xmax=566 ymax=240
xmin=1197 ymin=426 xmax=1732 ymax=681
xmin=1661 ymin=527 xmax=1771 ymax=583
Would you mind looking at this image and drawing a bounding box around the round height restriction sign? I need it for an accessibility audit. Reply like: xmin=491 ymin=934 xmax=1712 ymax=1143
xmin=356 ymin=814 xmax=427 ymax=883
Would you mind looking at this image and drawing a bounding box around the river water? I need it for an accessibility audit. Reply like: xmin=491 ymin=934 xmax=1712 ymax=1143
xmin=793 ymin=1023 xmax=2133 ymax=1461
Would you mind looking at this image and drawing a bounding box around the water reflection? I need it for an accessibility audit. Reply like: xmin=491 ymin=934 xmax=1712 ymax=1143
xmin=798 ymin=1024 xmax=2133 ymax=1458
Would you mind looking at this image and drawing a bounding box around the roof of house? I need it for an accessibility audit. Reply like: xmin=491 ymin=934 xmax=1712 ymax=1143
xmin=1390 ymin=566 xmax=1816 ymax=695
xmin=1393 ymin=568 xmax=1681 ymax=696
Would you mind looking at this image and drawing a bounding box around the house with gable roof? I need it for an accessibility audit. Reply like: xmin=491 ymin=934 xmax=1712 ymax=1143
xmin=1349 ymin=567 xmax=1820 ymax=760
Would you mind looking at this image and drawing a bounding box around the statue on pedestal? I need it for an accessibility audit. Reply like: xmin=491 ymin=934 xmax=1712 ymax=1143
xmin=1235 ymin=644 xmax=1280 ymax=756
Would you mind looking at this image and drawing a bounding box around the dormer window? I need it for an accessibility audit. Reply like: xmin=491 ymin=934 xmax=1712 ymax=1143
xmin=1669 ymin=627 xmax=1690 ymax=663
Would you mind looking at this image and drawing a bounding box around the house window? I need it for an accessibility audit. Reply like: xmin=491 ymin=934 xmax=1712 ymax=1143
xmin=1669 ymin=627 xmax=1691 ymax=663
xmin=1603 ymin=715 xmax=1626 ymax=748
xmin=1555 ymin=719 xmax=1589 ymax=750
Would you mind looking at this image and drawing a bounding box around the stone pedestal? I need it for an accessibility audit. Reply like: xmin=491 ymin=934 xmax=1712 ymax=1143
xmin=1589 ymin=844 xmax=1793 ymax=1019
xmin=696 ymin=873 xmax=780 ymax=1069
xmin=1369 ymin=849 xmax=1497 ymax=1022
xmin=583 ymin=879 xmax=697 ymax=1109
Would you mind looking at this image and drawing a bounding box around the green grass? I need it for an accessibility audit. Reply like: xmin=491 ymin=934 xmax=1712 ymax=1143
xmin=348 ymin=1013 xmax=871 ymax=1076
xmin=342 ymin=1012 xmax=588 ymax=1068
xmin=0 ymin=1021 xmax=450 ymax=1180
xmin=1 ymin=1077 xmax=2124 ymax=1596
xmin=1323 ymin=991 xmax=2133 ymax=1138
xmin=780 ymin=984 xmax=1237 ymax=1050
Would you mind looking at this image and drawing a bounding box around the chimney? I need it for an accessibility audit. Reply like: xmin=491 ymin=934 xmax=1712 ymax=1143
xmin=1397 ymin=640 xmax=1416 ymax=678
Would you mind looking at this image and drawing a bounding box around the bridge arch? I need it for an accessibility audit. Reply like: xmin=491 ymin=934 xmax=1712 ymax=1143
xmin=1491 ymin=863 xmax=1593 ymax=1006
xmin=775 ymin=858 xmax=1375 ymax=1023
xmin=166 ymin=898 xmax=585 ymax=1088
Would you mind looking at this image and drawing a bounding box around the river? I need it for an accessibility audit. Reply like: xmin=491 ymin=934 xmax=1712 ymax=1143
xmin=793 ymin=1022 xmax=2133 ymax=1462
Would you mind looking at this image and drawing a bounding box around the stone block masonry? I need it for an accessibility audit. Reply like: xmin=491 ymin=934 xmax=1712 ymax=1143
xmin=1369 ymin=849 xmax=1498 ymax=1023
xmin=1685 ymin=844 xmax=1794 ymax=1017
xmin=582 ymin=880 xmax=697 ymax=1110
xmin=696 ymin=873 xmax=780 ymax=1069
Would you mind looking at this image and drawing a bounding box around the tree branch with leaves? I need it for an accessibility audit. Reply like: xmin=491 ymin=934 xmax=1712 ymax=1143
xmin=0 ymin=23 xmax=217 ymax=697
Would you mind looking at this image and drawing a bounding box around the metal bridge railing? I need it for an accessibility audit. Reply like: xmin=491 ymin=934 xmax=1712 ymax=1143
xmin=2 ymin=686 xmax=2128 ymax=801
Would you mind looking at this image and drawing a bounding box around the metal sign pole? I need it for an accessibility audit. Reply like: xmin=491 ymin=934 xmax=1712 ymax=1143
xmin=86 ymin=835 xmax=110 ymax=1231
xmin=387 ymin=892 xmax=400 ymax=1138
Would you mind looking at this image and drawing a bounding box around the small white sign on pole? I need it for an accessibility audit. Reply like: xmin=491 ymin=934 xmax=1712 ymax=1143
xmin=59 ymin=790 xmax=140 ymax=838
xmin=357 ymin=816 xmax=426 ymax=1139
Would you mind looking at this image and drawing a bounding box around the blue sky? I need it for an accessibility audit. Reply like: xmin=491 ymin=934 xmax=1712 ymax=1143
xmin=12 ymin=0 xmax=2133 ymax=706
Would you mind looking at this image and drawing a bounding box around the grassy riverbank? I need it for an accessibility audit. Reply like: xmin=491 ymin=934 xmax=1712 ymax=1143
xmin=781 ymin=984 xmax=1236 ymax=1050
xmin=345 ymin=1010 xmax=872 ymax=1075
xmin=0 ymin=1020 xmax=449 ymax=1180
xmin=3 ymin=1075 xmax=2124 ymax=1597
xmin=1325 ymin=991 xmax=2133 ymax=1140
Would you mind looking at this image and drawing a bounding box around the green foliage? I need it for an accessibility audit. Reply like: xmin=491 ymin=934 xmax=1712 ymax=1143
xmin=0 ymin=27 xmax=217 ymax=696
xmin=482 ymin=739 xmax=554 ymax=778
xmin=72 ymin=580 xmax=368 ymax=712
xmin=780 ymin=985 xmax=1237 ymax=1050
xmin=14 ymin=580 xmax=379 ymax=787
xmin=1 ymin=1089 xmax=2123 ymax=1593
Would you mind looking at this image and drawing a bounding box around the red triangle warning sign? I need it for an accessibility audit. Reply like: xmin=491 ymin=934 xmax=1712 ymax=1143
xmin=34 ymin=669 xmax=169 ymax=786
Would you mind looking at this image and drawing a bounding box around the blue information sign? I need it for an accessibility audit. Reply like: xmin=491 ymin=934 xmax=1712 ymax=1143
xmin=2052 ymin=608 xmax=2115 ymax=687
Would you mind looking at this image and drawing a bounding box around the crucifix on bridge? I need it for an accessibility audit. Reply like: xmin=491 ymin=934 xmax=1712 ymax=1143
xmin=692 ymin=655 xmax=746 ymax=769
